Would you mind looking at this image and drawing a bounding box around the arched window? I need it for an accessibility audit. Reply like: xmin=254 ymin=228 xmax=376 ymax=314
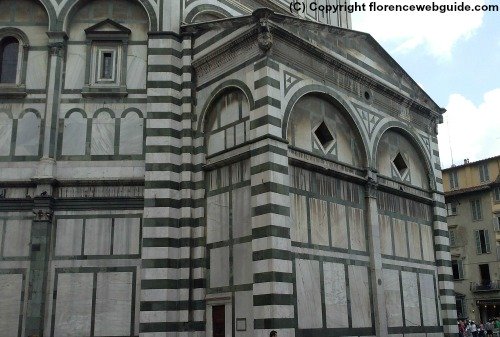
xmin=0 ymin=37 xmax=19 ymax=84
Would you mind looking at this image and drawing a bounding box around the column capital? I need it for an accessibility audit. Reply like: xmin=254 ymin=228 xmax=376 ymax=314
xmin=365 ymin=170 xmax=378 ymax=198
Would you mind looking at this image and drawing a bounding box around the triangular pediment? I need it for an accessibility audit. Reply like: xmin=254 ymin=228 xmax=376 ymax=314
xmin=182 ymin=10 xmax=444 ymax=115
xmin=84 ymin=19 xmax=131 ymax=35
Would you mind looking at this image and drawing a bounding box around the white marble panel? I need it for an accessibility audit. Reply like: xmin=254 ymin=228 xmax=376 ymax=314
xmin=310 ymin=198 xmax=329 ymax=246
xmin=3 ymin=219 xmax=31 ymax=257
xmin=349 ymin=207 xmax=366 ymax=251
xmin=233 ymin=242 xmax=252 ymax=285
xmin=383 ymin=268 xmax=402 ymax=327
xmin=207 ymin=129 xmax=224 ymax=155
xmin=62 ymin=111 xmax=87 ymax=155
xmin=0 ymin=113 xmax=13 ymax=156
xmin=232 ymin=186 xmax=251 ymax=239
xmin=323 ymin=262 xmax=348 ymax=328
xmin=94 ymin=272 xmax=133 ymax=336
xmin=348 ymin=265 xmax=372 ymax=328
xmin=419 ymin=273 xmax=437 ymax=326
xmin=235 ymin=122 xmax=246 ymax=146
xmin=113 ymin=217 xmax=140 ymax=255
xmin=219 ymin=93 xmax=240 ymax=126
xmin=54 ymin=273 xmax=93 ymax=337
xmin=421 ymin=225 xmax=435 ymax=262
xmin=290 ymin=193 xmax=308 ymax=243
xmin=55 ymin=218 xmax=83 ymax=256
xmin=296 ymin=259 xmax=322 ymax=329
xmin=210 ymin=246 xmax=229 ymax=288
xmin=126 ymin=45 xmax=147 ymax=89
xmin=0 ymin=274 xmax=23 ymax=336
xmin=379 ymin=214 xmax=393 ymax=255
xmin=235 ymin=291 xmax=254 ymax=337
xmin=206 ymin=192 xmax=229 ymax=244
xmin=84 ymin=218 xmax=112 ymax=255
xmin=14 ymin=112 xmax=41 ymax=156
xmin=330 ymin=202 xmax=348 ymax=249
xmin=402 ymin=271 xmax=421 ymax=326
xmin=26 ymin=50 xmax=48 ymax=89
xmin=91 ymin=111 xmax=115 ymax=155
xmin=393 ymin=219 xmax=408 ymax=258
xmin=119 ymin=111 xmax=143 ymax=155
xmin=408 ymin=222 xmax=422 ymax=260
xmin=64 ymin=45 xmax=86 ymax=89
xmin=226 ymin=126 xmax=235 ymax=148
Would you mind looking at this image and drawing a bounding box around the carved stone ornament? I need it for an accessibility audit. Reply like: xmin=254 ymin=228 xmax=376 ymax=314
xmin=258 ymin=18 xmax=273 ymax=52
xmin=33 ymin=209 xmax=54 ymax=222
xmin=365 ymin=176 xmax=378 ymax=198
xmin=49 ymin=42 xmax=65 ymax=57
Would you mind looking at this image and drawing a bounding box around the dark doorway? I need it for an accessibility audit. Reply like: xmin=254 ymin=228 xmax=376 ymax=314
xmin=479 ymin=264 xmax=491 ymax=285
xmin=212 ymin=305 xmax=225 ymax=337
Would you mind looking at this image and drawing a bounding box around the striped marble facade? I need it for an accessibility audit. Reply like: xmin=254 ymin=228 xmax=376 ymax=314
xmin=0 ymin=1 xmax=457 ymax=337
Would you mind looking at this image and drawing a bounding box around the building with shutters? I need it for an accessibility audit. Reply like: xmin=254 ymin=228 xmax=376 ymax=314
xmin=442 ymin=156 xmax=500 ymax=322
xmin=0 ymin=0 xmax=457 ymax=336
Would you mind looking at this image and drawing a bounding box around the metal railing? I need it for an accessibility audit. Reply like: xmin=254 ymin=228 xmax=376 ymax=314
xmin=470 ymin=280 xmax=500 ymax=292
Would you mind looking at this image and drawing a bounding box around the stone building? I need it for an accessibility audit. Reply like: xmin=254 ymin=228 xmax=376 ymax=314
xmin=0 ymin=0 xmax=457 ymax=336
xmin=442 ymin=156 xmax=500 ymax=322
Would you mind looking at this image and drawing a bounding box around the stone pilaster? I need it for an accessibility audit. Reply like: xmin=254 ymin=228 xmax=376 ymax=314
xmin=25 ymin=196 xmax=54 ymax=337
xmin=365 ymin=171 xmax=388 ymax=337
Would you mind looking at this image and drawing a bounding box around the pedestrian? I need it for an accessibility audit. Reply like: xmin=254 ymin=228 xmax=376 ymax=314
xmin=479 ymin=321 xmax=485 ymax=337
xmin=270 ymin=331 xmax=277 ymax=337
xmin=485 ymin=319 xmax=494 ymax=337
xmin=459 ymin=320 xmax=466 ymax=337
xmin=471 ymin=321 xmax=478 ymax=337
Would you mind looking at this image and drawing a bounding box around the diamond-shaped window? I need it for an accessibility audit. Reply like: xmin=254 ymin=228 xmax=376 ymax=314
xmin=393 ymin=152 xmax=408 ymax=177
xmin=313 ymin=121 xmax=334 ymax=152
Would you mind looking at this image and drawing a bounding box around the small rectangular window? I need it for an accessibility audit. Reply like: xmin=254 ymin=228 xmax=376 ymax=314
xmin=494 ymin=187 xmax=500 ymax=202
xmin=449 ymin=171 xmax=459 ymax=189
xmin=474 ymin=229 xmax=490 ymax=254
xmin=101 ymin=52 xmax=113 ymax=79
xmin=478 ymin=163 xmax=489 ymax=182
xmin=449 ymin=229 xmax=456 ymax=247
xmin=471 ymin=199 xmax=482 ymax=221
xmin=446 ymin=202 xmax=457 ymax=216
xmin=494 ymin=216 xmax=500 ymax=232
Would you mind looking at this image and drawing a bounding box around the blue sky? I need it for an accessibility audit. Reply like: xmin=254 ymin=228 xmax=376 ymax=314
xmin=351 ymin=0 xmax=500 ymax=168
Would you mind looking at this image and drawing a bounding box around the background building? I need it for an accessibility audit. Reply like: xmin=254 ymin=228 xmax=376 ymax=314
xmin=0 ymin=0 xmax=456 ymax=336
xmin=443 ymin=156 xmax=500 ymax=322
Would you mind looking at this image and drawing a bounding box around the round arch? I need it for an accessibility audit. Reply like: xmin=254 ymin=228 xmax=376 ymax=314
xmin=372 ymin=122 xmax=435 ymax=188
xmin=185 ymin=4 xmax=231 ymax=23
xmin=197 ymin=79 xmax=254 ymax=133
xmin=93 ymin=107 xmax=115 ymax=119
xmin=19 ymin=108 xmax=42 ymax=119
xmin=64 ymin=108 xmax=87 ymax=119
xmin=37 ymin=0 xmax=57 ymax=31
xmin=57 ymin=0 xmax=158 ymax=32
xmin=283 ymin=84 xmax=370 ymax=167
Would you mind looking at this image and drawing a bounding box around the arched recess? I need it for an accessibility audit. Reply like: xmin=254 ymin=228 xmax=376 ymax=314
xmin=58 ymin=0 xmax=158 ymax=32
xmin=185 ymin=4 xmax=231 ymax=23
xmin=203 ymin=86 xmax=252 ymax=157
xmin=15 ymin=109 xmax=42 ymax=156
xmin=91 ymin=108 xmax=115 ymax=155
xmin=373 ymin=123 xmax=434 ymax=190
xmin=119 ymin=108 xmax=144 ymax=155
xmin=198 ymin=80 xmax=254 ymax=132
xmin=61 ymin=108 xmax=88 ymax=156
xmin=284 ymin=86 xmax=368 ymax=169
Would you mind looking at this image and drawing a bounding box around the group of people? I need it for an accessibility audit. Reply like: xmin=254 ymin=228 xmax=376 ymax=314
xmin=458 ymin=318 xmax=500 ymax=337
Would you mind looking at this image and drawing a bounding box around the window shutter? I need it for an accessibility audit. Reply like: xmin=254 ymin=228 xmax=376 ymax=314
xmin=475 ymin=230 xmax=481 ymax=254
xmin=493 ymin=217 xmax=499 ymax=232
xmin=477 ymin=201 xmax=482 ymax=220
xmin=471 ymin=201 xmax=477 ymax=220
xmin=484 ymin=230 xmax=490 ymax=253
xmin=458 ymin=260 xmax=464 ymax=279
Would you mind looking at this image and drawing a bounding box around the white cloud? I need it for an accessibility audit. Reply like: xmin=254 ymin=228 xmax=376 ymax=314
xmin=438 ymin=88 xmax=500 ymax=168
xmin=351 ymin=0 xmax=485 ymax=59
